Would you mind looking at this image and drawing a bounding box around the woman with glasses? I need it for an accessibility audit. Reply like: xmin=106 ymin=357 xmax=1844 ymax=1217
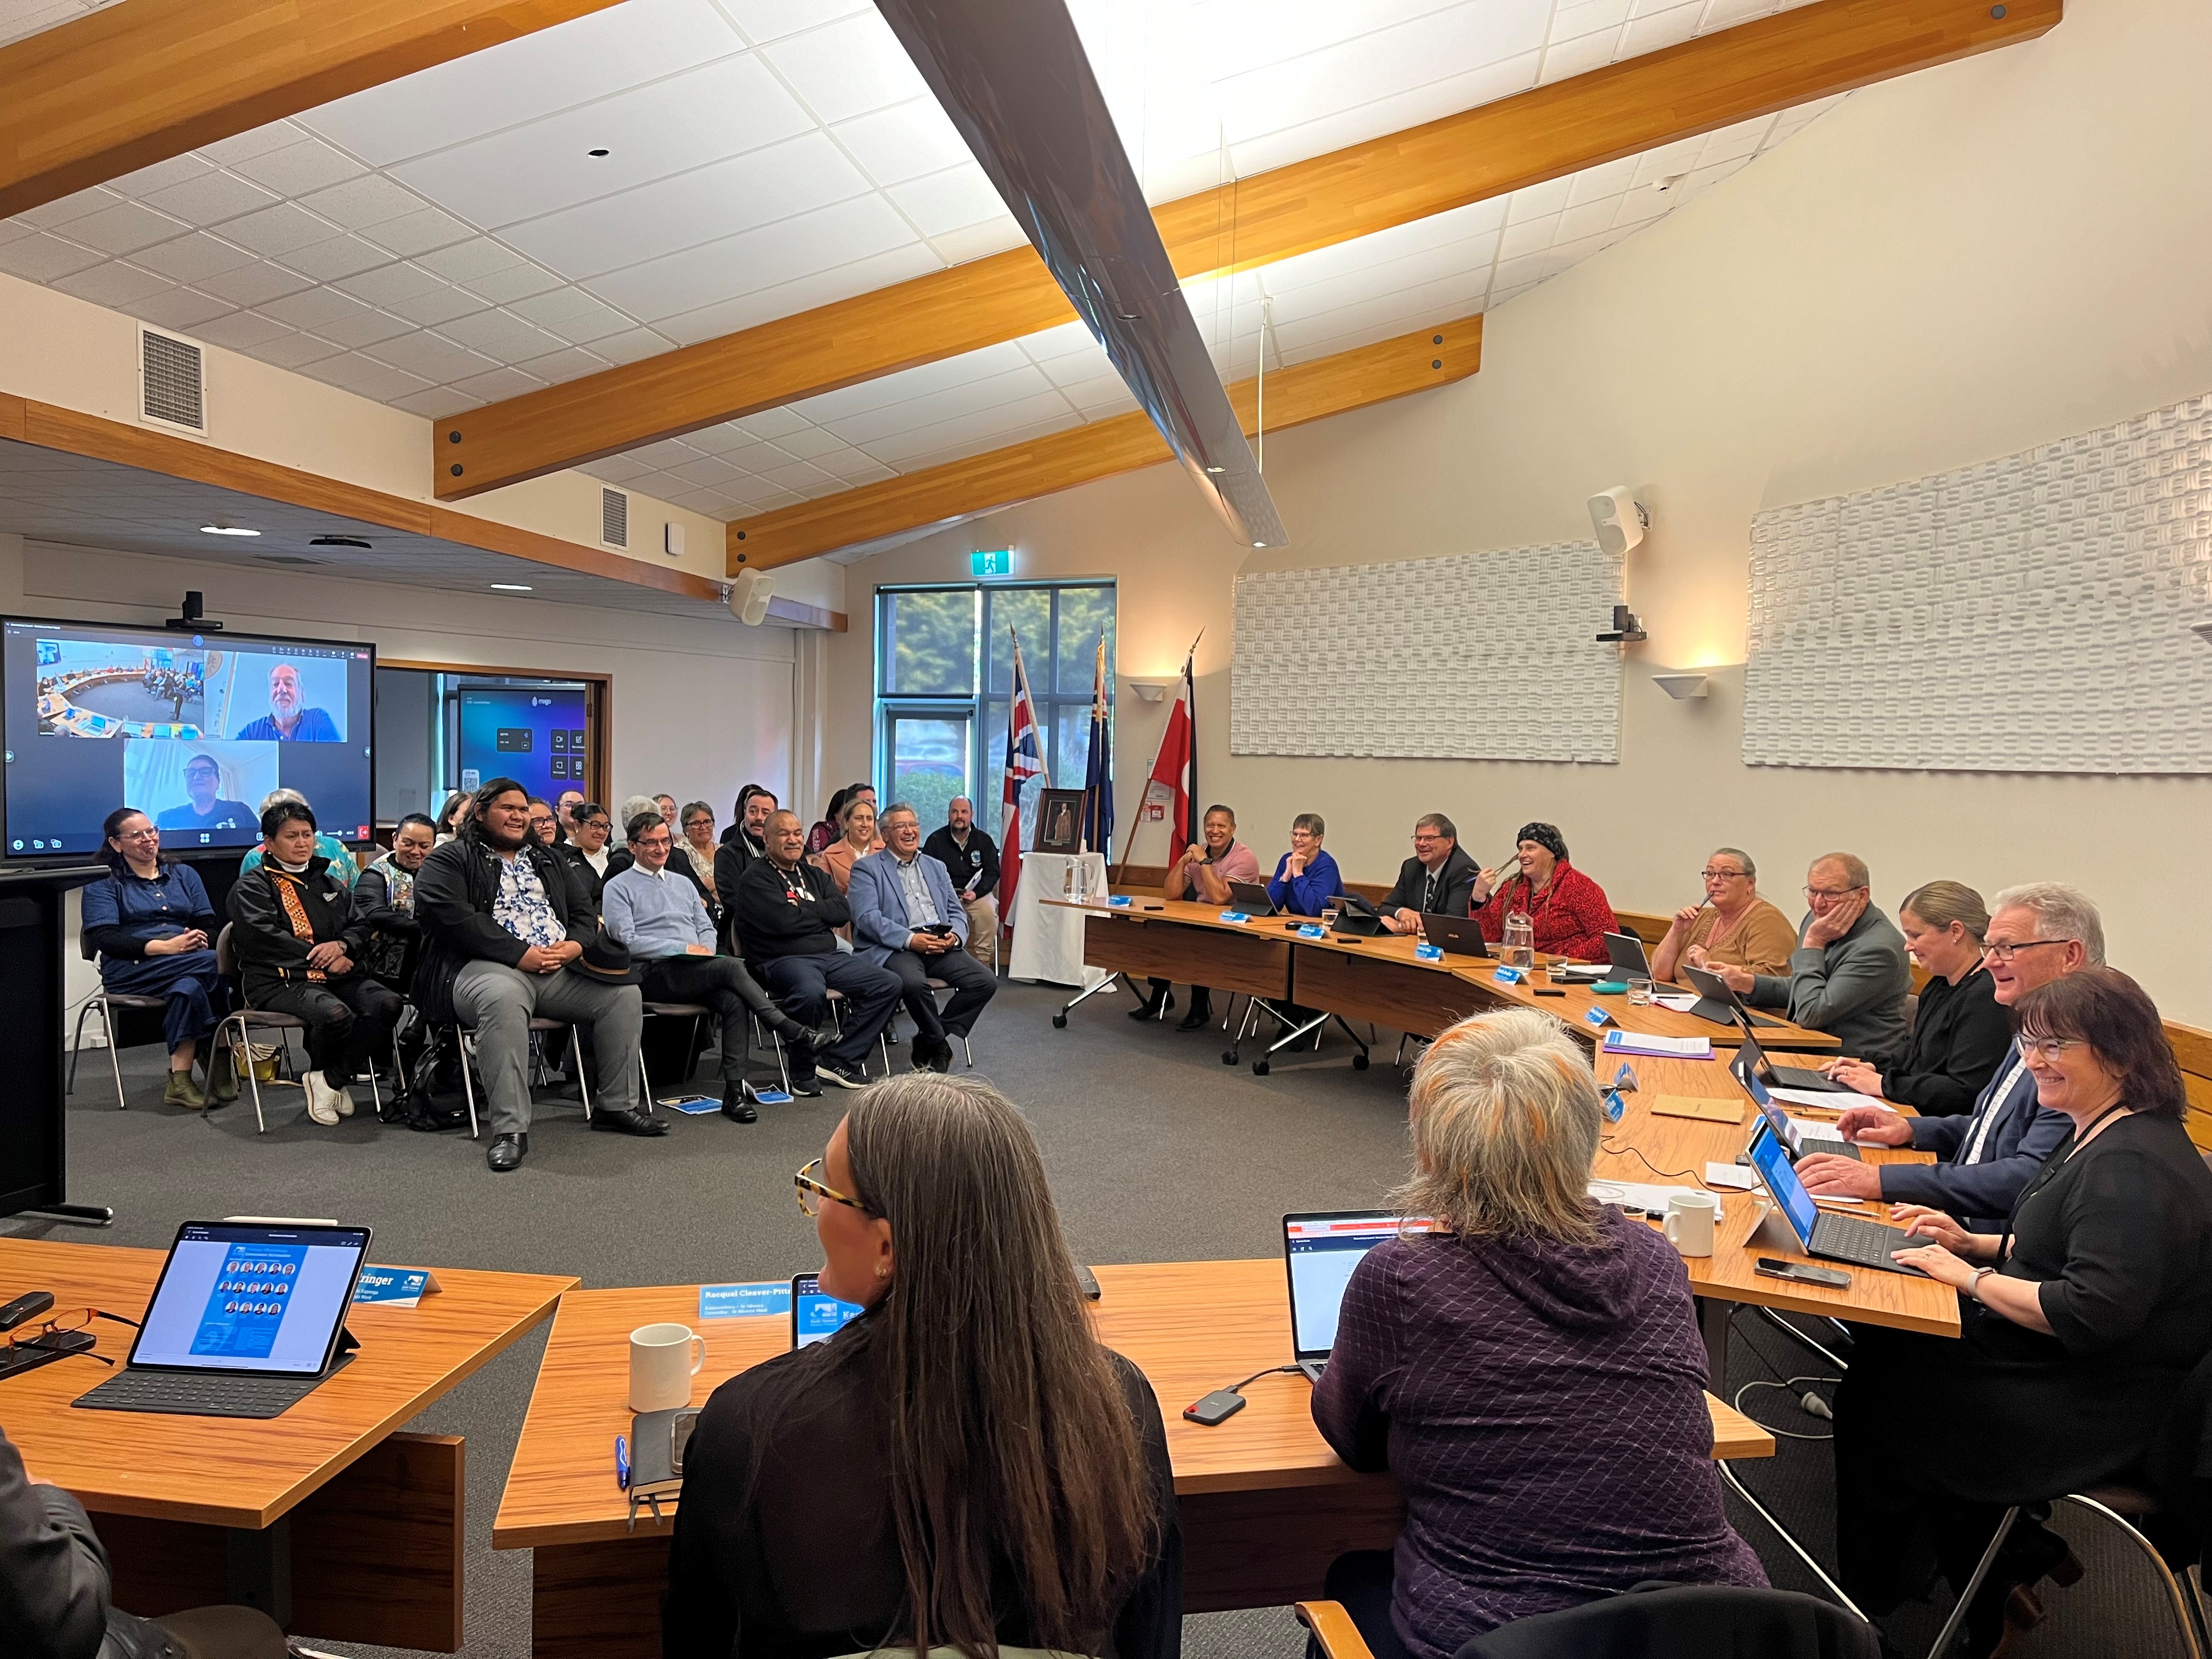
xmin=1649 ymin=847 xmax=1796 ymax=983
xmin=80 ymin=808 xmax=235 ymax=1109
xmin=1833 ymin=967 xmax=2212 ymax=1657
xmin=1817 ymin=881 xmax=2010 ymax=1113
xmin=552 ymin=802 xmax=618 ymax=910
xmin=664 ymin=1076 xmax=1180 ymax=1658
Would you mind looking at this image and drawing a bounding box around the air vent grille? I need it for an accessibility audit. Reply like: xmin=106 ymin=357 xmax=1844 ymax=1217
xmin=140 ymin=330 xmax=205 ymax=433
xmin=601 ymin=487 xmax=629 ymax=548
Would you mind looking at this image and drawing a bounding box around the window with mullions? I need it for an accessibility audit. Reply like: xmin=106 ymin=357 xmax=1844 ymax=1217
xmin=875 ymin=582 xmax=1114 ymax=854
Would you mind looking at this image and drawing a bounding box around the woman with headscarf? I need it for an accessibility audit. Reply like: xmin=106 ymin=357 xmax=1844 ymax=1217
xmin=1469 ymin=821 xmax=1618 ymax=964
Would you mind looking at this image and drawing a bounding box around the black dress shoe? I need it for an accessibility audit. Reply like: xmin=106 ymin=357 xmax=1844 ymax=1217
xmin=590 ymin=1106 xmax=670 ymax=1136
xmin=721 ymin=1086 xmax=757 ymax=1124
xmin=924 ymin=1035 xmax=955 ymax=1073
xmin=486 ymin=1132 xmax=528 ymax=1172
xmin=785 ymin=1071 xmax=823 ymax=1097
xmin=1128 ymin=990 xmax=1173 ymax=1022
xmin=1175 ymin=1003 xmax=1214 ymax=1031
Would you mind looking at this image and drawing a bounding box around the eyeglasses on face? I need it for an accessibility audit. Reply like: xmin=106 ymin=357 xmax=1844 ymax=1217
xmin=1983 ymin=938 xmax=2069 ymax=964
xmin=2019 ymin=1035 xmax=2087 ymax=1062
xmin=794 ymin=1157 xmax=868 ymax=1219
xmin=116 ymin=827 xmax=161 ymax=842
xmin=1700 ymin=868 xmax=1746 ymax=881
xmin=581 ymin=818 xmax=611 ymax=832
xmin=1803 ymin=885 xmax=1860 ymax=901
xmin=635 ymin=834 xmax=672 ymax=850
xmin=683 ymin=817 xmax=712 ymax=831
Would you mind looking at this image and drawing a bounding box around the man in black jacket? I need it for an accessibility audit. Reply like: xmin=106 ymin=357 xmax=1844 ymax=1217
xmin=921 ymin=795 xmax=1001 ymax=968
xmin=228 ymin=799 xmax=402 ymax=1127
xmin=731 ymin=810 xmax=899 ymax=1092
xmin=1 ymin=1425 xmax=286 ymax=1658
xmin=415 ymin=778 xmax=664 ymax=1172
xmin=712 ymin=785 xmax=776 ymax=949
xmin=1376 ymin=812 xmax=1480 ymax=934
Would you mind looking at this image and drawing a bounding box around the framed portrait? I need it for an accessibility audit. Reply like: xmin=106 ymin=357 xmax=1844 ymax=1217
xmin=1035 ymin=788 xmax=1086 ymax=854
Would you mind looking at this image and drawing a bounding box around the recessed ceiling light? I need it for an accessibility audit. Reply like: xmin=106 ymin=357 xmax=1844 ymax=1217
xmin=199 ymin=523 xmax=259 ymax=537
xmin=490 ymin=583 xmax=533 ymax=592
xmin=587 ymin=148 xmax=610 ymax=157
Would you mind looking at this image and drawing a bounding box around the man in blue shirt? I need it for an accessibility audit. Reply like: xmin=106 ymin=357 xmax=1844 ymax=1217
xmin=155 ymin=752 xmax=255 ymax=834
xmin=849 ymin=803 xmax=996 ymax=1072
xmin=233 ymin=662 xmax=340 ymax=742
xmin=1266 ymin=812 xmax=1344 ymax=916
xmin=602 ymin=811 xmax=830 ymax=1120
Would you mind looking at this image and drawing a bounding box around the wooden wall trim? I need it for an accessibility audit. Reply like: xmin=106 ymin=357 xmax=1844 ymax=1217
xmin=0 ymin=0 xmax=626 ymax=219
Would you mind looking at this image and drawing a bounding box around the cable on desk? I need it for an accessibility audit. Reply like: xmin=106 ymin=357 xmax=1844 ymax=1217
xmin=1598 ymin=1139 xmax=1706 ymax=1187
xmin=1219 ymin=1363 xmax=1302 ymax=1396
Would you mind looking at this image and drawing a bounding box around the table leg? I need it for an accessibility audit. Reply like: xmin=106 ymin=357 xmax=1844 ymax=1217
xmin=226 ymin=1516 xmax=292 ymax=1626
xmin=1053 ymin=972 xmax=1126 ymax=1026
xmin=1699 ymin=1296 xmax=1729 ymax=1385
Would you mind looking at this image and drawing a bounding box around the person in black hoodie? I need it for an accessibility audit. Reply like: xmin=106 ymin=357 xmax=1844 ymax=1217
xmin=731 ymin=809 xmax=899 ymax=1093
xmin=1375 ymin=811 xmax=1480 ymax=934
xmin=228 ymin=799 xmax=400 ymax=1128
xmin=712 ymin=785 xmax=776 ymax=949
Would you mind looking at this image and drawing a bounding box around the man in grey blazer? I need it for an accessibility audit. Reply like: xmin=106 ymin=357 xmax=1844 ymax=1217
xmin=849 ymin=803 xmax=997 ymax=1073
xmin=1719 ymin=851 xmax=1910 ymax=1060
xmin=1796 ymin=882 xmax=2096 ymax=1232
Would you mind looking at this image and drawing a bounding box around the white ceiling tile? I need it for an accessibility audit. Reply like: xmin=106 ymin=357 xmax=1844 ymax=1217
xmin=791 ymin=340 xmax=1034 ymax=421
xmin=298 ymin=352 xmax=434 ymax=401
xmin=507 ymin=287 xmax=637 ymax=342
xmin=720 ymin=0 xmax=870 ymax=44
xmin=753 ymin=458 xmax=836 ymax=490
xmin=50 ymin=262 xmax=174 ymax=308
xmin=108 ymin=154 xmax=216 ymax=199
xmin=582 ymin=455 xmax=656 ymax=484
xmin=588 ymin=192 xmax=919 ymax=321
xmin=1629 ymin=136 xmax=1708 ymax=187
xmin=828 ymin=97 xmax=972 ymax=189
xmin=879 ymin=409 xmax=1080 ymax=473
xmin=1017 ymin=319 xmax=1105 ymax=362
xmin=511 ymin=346 xmax=611 ymax=383
xmin=682 ymin=424 xmax=761 ymax=456
xmin=1506 ymin=177 xmax=1575 ymax=222
xmin=198 ymin=122 xmax=307 ymax=167
xmin=219 ymin=202 xmax=342 ymax=257
xmin=185 ymin=312 xmax=296 ymax=352
xmin=502 ymin=131 xmax=868 ymax=280
xmin=306 ymin=304 xmax=417 ymax=349
xmin=295 ymin=174 xmax=426 ymax=232
xmin=1225 ymin=51 xmax=1542 ymax=179
xmin=1696 ymin=115 xmax=1775 ymax=165
xmin=1029 ymin=342 xmax=1118 ymax=390
xmin=123 ymin=232 xmax=259 ymax=284
xmin=258 ymin=285 xmax=381 ymax=331
xmin=630 ymin=436 xmax=712 ymax=466
xmin=462 ymin=263 xmax=567 ymax=304
xmin=760 ymin=12 xmax=932 ymax=124
xmin=668 ymin=455 xmax=747 ymax=487
xmin=413 ymin=238 xmax=524 ymax=283
xmin=1619 ymin=1 xmax=1702 ymax=54
xmin=243 ymin=332 xmax=346 ymax=370
xmin=883 ymin=164 xmax=1009 ymax=238
xmin=449 ymin=366 xmax=550 ymax=401
xmin=1565 ymin=156 xmax=1640 ymax=206
xmin=15 ymin=185 xmax=121 ymax=229
xmin=1609 ymin=183 xmax=1672 ymax=228
xmin=364 ymin=330 xmax=502 ymax=383
xmin=139 ymin=170 xmax=282 ymax=226
xmin=192 ymin=259 xmax=315 ymax=307
xmin=391 ymin=54 xmax=813 ymax=231
xmin=359 ymin=207 xmax=475 ymax=258
xmin=335 ymin=261 xmax=448 ymax=306
xmin=1537 ymin=30 xmax=1617 ymax=83
xmin=128 ymin=289 xmax=237 ymax=331
xmin=764 ymin=425 xmax=848 ymax=460
xmin=297 ymin=0 xmax=747 ymax=163
xmin=1554 ymin=196 xmax=1622 ymax=244
xmin=275 ymin=234 xmax=396 ymax=282
xmin=391 ymin=388 xmax=483 ymax=418
xmin=644 ymin=238 xmax=939 ymax=343
xmin=228 ymin=138 xmax=366 ymax=198
xmin=577 ymin=326 xmax=674 ymax=365
xmin=1056 ymin=371 xmax=1139 ymax=413
xmin=742 ymin=486 xmax=806 ymax=510
xmin=437 ymin=308 xmax=569 ymax=359
xmin=822 ymin=366 xmax=1057 ymax=447
xmin=54 ymin=199 xmax=190 ymax=256
xmin=1497 ymin=213 xmax=1558 ymax=259
xmin=1550 ymin=0 xmax=1632 ymax=36
xmin=924 ymin=218 xmax=1029 ymax=266
xmin=733 ymin=408 xmax=814 ymax=439
xmin=385 ymin=284 xmax=494 ymax=327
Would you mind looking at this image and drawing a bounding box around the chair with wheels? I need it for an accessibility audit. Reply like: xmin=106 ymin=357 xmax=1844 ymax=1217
xmin=67 ymin=989 xmax=171 ymax=1110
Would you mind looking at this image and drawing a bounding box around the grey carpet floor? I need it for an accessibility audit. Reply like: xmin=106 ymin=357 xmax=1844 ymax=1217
xmin=7 ymin=981 xmax=2164 ymax=1657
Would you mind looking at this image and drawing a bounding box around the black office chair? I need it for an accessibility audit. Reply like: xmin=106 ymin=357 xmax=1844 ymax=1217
xmin=1296 ymin=1582 xmax=1881 ymax=1659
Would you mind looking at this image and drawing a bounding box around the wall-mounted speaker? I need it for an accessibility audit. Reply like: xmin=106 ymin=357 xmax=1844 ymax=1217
xmin=727 ymin=568 xmax=776 ymax=625
xmin=1587 ymin=486 xmax=1649 ymax=557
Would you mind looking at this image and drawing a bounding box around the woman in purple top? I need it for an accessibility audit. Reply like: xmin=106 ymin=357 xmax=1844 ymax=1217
xmin=1312 ymin=1008 xmax=1764 ymax=1659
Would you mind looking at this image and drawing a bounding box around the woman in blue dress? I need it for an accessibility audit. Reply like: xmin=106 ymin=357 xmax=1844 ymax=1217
xmin=81 ymin=807 xmax=234 ymax=1109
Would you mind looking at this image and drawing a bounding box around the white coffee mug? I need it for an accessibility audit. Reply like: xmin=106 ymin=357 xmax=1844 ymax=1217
xmin=629 ymin=1322 xmax=706 ymax=1413
xmin=1663 ymin=1192 xmax=1720 ymax=1259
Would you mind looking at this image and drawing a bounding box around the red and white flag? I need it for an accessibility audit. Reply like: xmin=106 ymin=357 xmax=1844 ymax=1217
xmin=997 ymin=630 xmax=1047 ymax=927
xmin=1140 ymin=652 xmax=1196 ymax=855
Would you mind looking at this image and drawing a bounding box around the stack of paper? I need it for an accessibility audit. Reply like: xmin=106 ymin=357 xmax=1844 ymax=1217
xmin=1767 ymin=1084 xmax=1888 ymax=1111
xmin=1601 ymin=1030 xmax=1714 ymax=1060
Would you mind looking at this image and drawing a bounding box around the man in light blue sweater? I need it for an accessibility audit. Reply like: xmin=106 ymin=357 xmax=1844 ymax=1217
xmin=602 ymin=811 xmax=828 ymax=1121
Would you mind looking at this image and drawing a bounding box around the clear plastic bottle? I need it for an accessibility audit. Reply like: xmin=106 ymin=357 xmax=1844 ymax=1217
xmin=1502 ymin=911 xmax=1535 ymax=970
xmin=1063 ymin=859 xmax=1075 ymax=900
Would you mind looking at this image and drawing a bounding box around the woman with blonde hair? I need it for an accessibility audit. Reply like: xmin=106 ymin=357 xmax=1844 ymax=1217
xmin=1821 ymin=879 xmax=2009 ymax=1112
xmin=664 ymin=1075 xmax=1180 ymax=1658
xmin=1311 ymin=1009 xmax=1762 ymax=1659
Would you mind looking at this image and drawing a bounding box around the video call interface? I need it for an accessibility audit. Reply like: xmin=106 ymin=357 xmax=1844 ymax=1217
xmin=2 ymin=617 xmax=375 ymax=857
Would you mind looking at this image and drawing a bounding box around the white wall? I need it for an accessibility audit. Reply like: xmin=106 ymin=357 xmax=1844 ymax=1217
xmin=823 ymin=0 xmax=2212 ymax=1024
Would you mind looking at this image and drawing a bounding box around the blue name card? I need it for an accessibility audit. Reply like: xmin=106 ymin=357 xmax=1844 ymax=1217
xmin=1414 ymin=944 xmax=1443 ymax=962
xmin=353 ymin=1266 xmax=438 ymax=1307
xmin=1218 ymin=910 xmax=1251 ymax=924
xmin=1493 ymin=965 xmax=1526 ymax=984
xmin=699 ymin=1282 xmax=792 ymax=1321
xmin=1584 ymin=1005 xmax=1616 ymax=1028
xmin=1296 ymin=923 xmax=1327 ymax=940
xmin=1107 ymin=894 xmax=1132 ymax=907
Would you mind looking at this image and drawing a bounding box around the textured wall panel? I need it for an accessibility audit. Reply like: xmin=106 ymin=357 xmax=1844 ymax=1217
xmin=1746 ymin=392 xmax=2212 ymax=774
xmin=1231 ymin=543 xmax=1623 ymax=761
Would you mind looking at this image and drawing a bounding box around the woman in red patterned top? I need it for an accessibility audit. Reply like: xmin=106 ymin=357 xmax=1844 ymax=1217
xmin=1470 ymin=822 xmax=1618 ymax=963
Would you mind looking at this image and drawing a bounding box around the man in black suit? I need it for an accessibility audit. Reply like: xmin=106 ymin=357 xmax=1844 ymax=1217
xmin=922 ymin=795 xmax=1001 ymax=968
xmin=1376 ymin=812 xmax=1480 ymax=934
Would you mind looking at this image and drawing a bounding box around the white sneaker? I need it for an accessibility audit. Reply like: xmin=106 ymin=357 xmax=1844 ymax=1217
xmin=303 ymin=1074 xmax=342 ymax=1126
xmin=332 ymin=1079 xmax=356 ymax=1117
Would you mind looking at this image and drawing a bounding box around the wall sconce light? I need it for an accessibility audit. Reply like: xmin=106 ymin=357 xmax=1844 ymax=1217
xmin=2192 ymin=621 xmax=2212 ymax=646
xmin=1127 ymin=681 xmax=1169 ymax=702
xmin=1652 ymin=672 xmax=1709 ymax=700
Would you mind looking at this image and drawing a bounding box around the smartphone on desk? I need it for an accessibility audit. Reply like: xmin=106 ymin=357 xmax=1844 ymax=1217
xmin=1754 ymin=1257 xmax=1851 ymax=1289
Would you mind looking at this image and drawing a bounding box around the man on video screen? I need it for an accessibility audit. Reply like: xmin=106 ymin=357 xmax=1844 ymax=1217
xmin=234 ymin=662 xmax=339 ymax=742
xmin=155 ymin=752 xmax=256 ymax=833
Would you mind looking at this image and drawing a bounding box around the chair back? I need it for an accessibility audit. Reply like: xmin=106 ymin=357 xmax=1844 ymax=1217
xmin=1457 ymin=1582 xmax=1881 ymax=1659
xmin=214 ymin=921 xmax=236 ymax=979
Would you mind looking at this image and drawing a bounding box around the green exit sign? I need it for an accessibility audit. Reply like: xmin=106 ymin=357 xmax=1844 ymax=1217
xmin=970 ymin=548 xmax=1014 ymax=578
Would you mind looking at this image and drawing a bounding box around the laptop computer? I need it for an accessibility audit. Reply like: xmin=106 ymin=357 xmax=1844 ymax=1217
xmin=1732 ymin=1028 xmax=1847 ymax=1094
xmin=1283 ymin=1212 xmax=1434 ymax=1382
xmin=74 ymin=1220 xmax=370 ymax=1419
xmin=1226 ymin=879 xmax=1279 ymax=915
xmin=1735 ymin=1055 xmax=1859 ymax=1161
xmin=1679 ymin=962 xmax=1795 ymax=1034
xmin=1745 ymin=1123 xmax=1923 ymax=1276
xmin=1419 ymin=913 xmax=1492 ymax=959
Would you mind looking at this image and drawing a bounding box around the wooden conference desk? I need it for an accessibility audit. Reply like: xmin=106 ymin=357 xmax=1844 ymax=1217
xmin=496 ymin=1262 xmax=1775 ymax=1659
xmin=1062 ymin=898 xmax=1842 ymax=1053
xmin=0 ymin=1236 xmax=574 ymax=1652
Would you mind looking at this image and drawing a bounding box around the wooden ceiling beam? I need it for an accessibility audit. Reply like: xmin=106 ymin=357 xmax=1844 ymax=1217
xmin=722 ymin=315 xmax=1482 ymax=572
xmin=0 ymin=0 xmax=625 ymax=221
xmin=442 ymin=0 xmax=2058 ymax=501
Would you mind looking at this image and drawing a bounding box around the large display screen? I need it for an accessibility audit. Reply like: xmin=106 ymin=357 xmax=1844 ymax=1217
xmin=2 ymin=617 xmax=375 ymax=859
xmin=455 ymin=682 xmax=589 ymax=804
